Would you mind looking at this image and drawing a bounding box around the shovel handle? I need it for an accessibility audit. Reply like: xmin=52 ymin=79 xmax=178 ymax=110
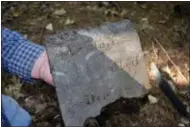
xmin=159 ymin=79 xmax=190 ymax=118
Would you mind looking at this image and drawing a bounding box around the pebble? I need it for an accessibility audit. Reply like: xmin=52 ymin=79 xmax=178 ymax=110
xmin=178 ymin=123 xmax=185 ymax=127
xmin=46 ymin=23 xmax=53 ymax=31
xmin=181 ymin=117 xmax=189 ymax=125
xmin=148 ymin=95 xmax=158 ymax=104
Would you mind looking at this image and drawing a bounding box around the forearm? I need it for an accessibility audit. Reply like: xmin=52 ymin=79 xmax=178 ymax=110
xmin=2 ymin=27 xmax=45 ymax=82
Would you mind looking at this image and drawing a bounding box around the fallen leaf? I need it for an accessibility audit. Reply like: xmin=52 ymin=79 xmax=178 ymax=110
xmin=162 ymin=65 xmax=172 ymax=76
xmin=12 ymin=8 xmax=21 ymax=18
xmin=13 ymin=11 xmax=19 ymax=17
xmin=64 ymin=18 xmax=75 ymax=25
xmin=53 ymin=8 xmax=66 ymax=15
xmin=174 ymin=71 xmax=188 ymax=86
xmin=140 ymin=4 xmax=147 ymax=9
xmin=4 ymin=76 xmax=23 ymax=99
xmin=140 ymin=18 xmax=154 ymax=30
xmin=141 ymin=18 xmax=148 ymax=22
xmin=120 ymin=9 xmax=128 ymax=17
xmin=46 ymin=23 xmax=53 ymax=31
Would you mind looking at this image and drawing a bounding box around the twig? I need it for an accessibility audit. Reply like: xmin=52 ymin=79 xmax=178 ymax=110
xmin=39 ymin=12 xmax=52 ymax=43
xmin=152 ymin=41 xmax=158 ymax=64
xmin=153 ymin=38 xmax=188 ymax=84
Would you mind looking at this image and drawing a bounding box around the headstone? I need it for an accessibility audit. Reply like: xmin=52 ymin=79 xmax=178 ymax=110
xmin=45 ymin=20 xmax=149 ymax=126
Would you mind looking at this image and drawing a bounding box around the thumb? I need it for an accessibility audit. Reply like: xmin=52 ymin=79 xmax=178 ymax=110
xmin=32 ymin=51 xmax=54 ymax=85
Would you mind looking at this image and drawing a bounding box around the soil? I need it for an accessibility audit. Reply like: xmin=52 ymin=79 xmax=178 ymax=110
xmin=1 ymin=2 xmax=190 ymax=127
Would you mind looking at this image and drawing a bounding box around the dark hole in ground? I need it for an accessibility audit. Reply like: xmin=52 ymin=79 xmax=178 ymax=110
xmin=95 ymin=96 xmax=148 ymax=126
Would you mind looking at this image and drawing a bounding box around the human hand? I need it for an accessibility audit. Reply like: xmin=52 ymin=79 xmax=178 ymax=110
xmin=31 ymin=51 xmax=54 ymax=85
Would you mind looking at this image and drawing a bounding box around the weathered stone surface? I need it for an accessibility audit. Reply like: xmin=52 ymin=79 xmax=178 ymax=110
xmin=45 ymin=20 xmax=149 ymax=126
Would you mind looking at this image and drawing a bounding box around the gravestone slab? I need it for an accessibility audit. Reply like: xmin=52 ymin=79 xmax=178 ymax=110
xmin=45 ymin=20 xmax=149 ymax=126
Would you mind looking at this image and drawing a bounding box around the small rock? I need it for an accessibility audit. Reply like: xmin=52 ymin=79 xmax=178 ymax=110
xmin=148 ymin=95 xmax=158 ymax=104
xmin=46 ymin=23 xmax=53 ymax=31
xmin=186 ymin=105 xmax=190 ymax=113
xmin=174 ymin=72 xmax=188 ymax=86
xmin=178 ymin=123 xmax=185 ymax=127
xmin=181 ymin=117 xmax=189 ymax=125
xmin=53 ymin=8 xmax=66 ymax=15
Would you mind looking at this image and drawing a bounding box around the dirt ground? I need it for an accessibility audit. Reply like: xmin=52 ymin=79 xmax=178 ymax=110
xmin=1 ymin=2 xmax=190 ymax=127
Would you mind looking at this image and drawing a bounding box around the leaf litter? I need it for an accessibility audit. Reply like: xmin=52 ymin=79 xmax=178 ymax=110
xmin=2 ymin=2 xmax=190 ymax=127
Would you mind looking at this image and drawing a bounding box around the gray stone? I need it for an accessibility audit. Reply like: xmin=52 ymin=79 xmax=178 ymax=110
xmin=45 ymin=20 xmax=149 ymax=126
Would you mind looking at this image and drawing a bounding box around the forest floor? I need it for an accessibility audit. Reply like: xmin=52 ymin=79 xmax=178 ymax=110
xmin=2 ymin=2 xmax=190 ymax=127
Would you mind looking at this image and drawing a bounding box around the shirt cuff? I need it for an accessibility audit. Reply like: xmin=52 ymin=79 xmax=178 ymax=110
xmin=7 ymin=40 xmax=45 ymax=84
xmin=21 ymin=42 xmax=45 ymax=84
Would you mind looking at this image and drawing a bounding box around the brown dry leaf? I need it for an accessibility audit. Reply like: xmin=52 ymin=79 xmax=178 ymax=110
xmin=140 ymin=18 xmax=154 ymax=31
xmin=12 ymin=9 xmax=20 ymax=17
xmin=162 ymin=65 xmax=172 ymax=75
xmin=35 ymin=104 xmax=47 ymax=114
xmin=64 ymin=18 xmax=75 ymax=25
xmin=53 ymin=8 xmax=67 ymax=16
xmin=174 ymin=71 xmax=189 ymax=86
xmin=162 ymin=65 xmax=188 ymax=86
xmin=4 ymin=77 xmax=23 ymax=99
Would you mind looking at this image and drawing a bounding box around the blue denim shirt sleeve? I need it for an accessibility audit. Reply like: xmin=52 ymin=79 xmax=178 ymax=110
xmin=1 ymin=27 xmax=45 ymax=82
xmin=2 ymin=95 xmax=32 ymax=127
